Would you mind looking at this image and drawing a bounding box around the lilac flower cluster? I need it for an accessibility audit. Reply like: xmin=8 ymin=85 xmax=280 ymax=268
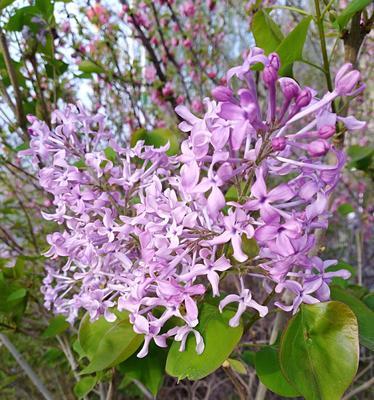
xmin=20 ymin=47 xmax=366 ymax=357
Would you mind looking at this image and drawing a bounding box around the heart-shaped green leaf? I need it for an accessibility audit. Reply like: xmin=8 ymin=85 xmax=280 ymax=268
xmin=255 ymin=345 xmax=300 ymax=397
xmin=279 ymin=301 xmax=359 ymax=400
xmin=79 ymin=311 xmax=143 ymax=374
xmin=166 ymin=302 xmax=243 ymax=380
xmin=330 ymin=286 xmax=374 ymax=351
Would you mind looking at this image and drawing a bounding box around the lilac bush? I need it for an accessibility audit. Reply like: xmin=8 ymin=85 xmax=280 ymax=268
xmin=19 ymin=47 xmax=366 ymax=359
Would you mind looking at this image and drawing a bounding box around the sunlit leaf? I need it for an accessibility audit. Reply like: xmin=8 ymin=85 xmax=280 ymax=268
xmin=279 ymin=301 xmax=359 ymax=400
xmin=166 ymin=303 xmax=243 ymax=380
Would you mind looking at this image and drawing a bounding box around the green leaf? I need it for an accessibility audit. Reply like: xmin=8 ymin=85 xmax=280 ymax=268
xmin=334 ymin=0 xmax=372 ymax=30
xmin=73 ymin=376 xmax=97 ymax=399
xmin=118 ymin=343 xmax=167 ymax=396
xmin=252 ymin=10 xmax=284 ymax=54
xmin=242 ymin=236 xmax=259 ymax=258
xmin=72 ymin=339 xmax=86 ymax=360
xmin=104 ymin=146 xmax=117 ymax=162
xmin=5 ymin=6 xmax=39 ymax=31
xmin=131 ymin=128 xmax=179 ymax=156
xmin=78 ymin=60 xmax=104 ymax=74
xmin=6 ymin=288 xmax=27 ymax=302
xmin=42 ymin=315 xmax=69 ymax=338
xmin=35 ymin=0 xmax=53 ymax=18
xmin=255 ymin=345 xmax=300 ymax=397
xmin=362 ymin=293 xmax=374 ymax=311
xmin=279 ymin=301 xmax=359 ymax=400
xmin=79 ymin=311 xmax=143 ymax=374
xmin=166 ymin=303 xmax=243 ymax=380
xmin=241 ymin=350 xmax=255 ymax=367
xmin=226 ymin=358 xmax=247 ymax=375
xmin=330 ymin=286 xmax=374 ymax=350
xmin=275 ymin=16 xmax=312 ymax=77
xmin=0 ymin=280 xmax=27 ymax=321
xmin=337 ymin=203 xmax=354 ymax=216
xmin=0 ymin=0 xmax=15 ymax=11
xmin=347 ymin=145 xmax=373 ymax=171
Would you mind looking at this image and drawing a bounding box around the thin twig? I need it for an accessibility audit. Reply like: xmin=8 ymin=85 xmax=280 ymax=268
xmin=0 ymin=333 xmax=54 ymax=400
xmin=341 ymin=376 xmax=374 ymax=400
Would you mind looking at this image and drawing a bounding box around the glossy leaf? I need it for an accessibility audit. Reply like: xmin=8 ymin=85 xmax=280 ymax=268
xmin=334 ymin=0 xmax=372 ymax=30
xmin=331 ymin=286 xmax=374 ymax=350
xmin=252 ymin=10 xmax=284 ymax=54
xmin=255 ymin=345 xmax=300 ymax=397
xmin=279 ymin=301 xmax=359 ymax=400
xmin=79 ymin=311 xmax=143 ymax=374
xmin=166 ymin=303 xmax=243 ymax=380
xmin=118 ymin=343 xmax=167 ymax=396
xmin=42 ymin=315 xmax=69 ymax=338
xmin=275 ymin=16 xmax=312 ymax=76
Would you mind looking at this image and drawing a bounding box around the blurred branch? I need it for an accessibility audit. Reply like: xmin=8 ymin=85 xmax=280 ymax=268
xmin=0 ymin=333 xmax=53 ymax=400
xmin=342 ymin=376 xmax=374 ymax=400
xmin=150 ymin=3 xmax=192 ymax=104
xmin=0 ymin=28 xmax=28 ymax=139
xmin=334 ymin=10 xmax=373 ymax=148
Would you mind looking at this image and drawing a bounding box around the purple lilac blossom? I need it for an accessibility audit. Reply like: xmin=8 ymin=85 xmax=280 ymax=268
xmin=19 ymin=47 xmax=365 ymax=357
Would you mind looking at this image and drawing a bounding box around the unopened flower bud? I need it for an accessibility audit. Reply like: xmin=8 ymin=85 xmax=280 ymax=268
xmin=296 ymin=89 xmax=312 ymax=108
xmin=279 ymin=78 xmax=300 ymax=100
xmin=308 ymin=139 xmax=330 ymax=157
xmin=335 ymin=63 xmax=362 ymax=95
xmin=271 ymin=137 xmax=286 ymax=152
xmin=263 ymin=65 xmax=278 ymax=87
xmin=212 ymin=86 xmax=234 ymax=102
xmin=268 ymin=53 xmax=280 ymax=70
xmin=318 ymin=125 xmax=335 ymax=139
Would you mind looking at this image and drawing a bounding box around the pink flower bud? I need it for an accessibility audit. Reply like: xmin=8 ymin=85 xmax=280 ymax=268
xmin=296 ymin=89 xmax=312 ymax=108
xmin=263 ymin=65 xmax=278 ymax=87
xmin=271 ymin=137 xmax=286 ymax=152
xmin=268 ymin=53 xmax=280 ymax=70
xmin=182 ymin=1 xmax=195 ymax=17
xmin=279 ymin=77 xmax=300 ymax=100
xmin=176 ymin=95 xmax=185 ymax=105
xmin=335 ymin=63 xmax=362 ymax=96
xmin=61 ymin=20 xmax=71 ymax=33
xmin=307 ymin=139 xmax=330 ymax=157
xmin=162 ymin=82 xmax=173 ymax=97
xmin=183 ymin=38 xmax=192 ymax=49
xmin=192 ymin=100 xmax=204 ymax=113
xmin=318 ymin=125 xmax=335 ymax=139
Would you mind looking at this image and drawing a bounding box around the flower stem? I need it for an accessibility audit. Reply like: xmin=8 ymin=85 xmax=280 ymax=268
xmin=314 ymin=0 xmax=336 ymax=112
